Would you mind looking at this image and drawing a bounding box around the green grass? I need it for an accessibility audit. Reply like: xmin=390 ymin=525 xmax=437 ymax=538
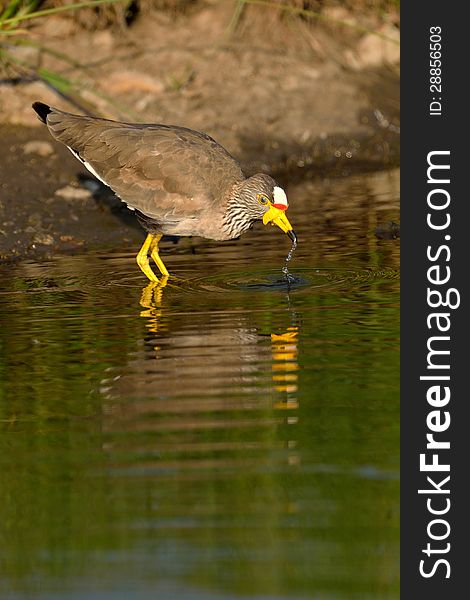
xmin=0 ymin=0 xmax=137 ymax=117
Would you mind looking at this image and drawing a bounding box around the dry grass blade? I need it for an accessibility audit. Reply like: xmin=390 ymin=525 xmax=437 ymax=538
xmin=229 ymin=0 xmax=400 ymax=44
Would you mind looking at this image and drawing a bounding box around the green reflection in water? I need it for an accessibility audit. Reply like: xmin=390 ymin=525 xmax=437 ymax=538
xmin=0 ymin=171 xmax=399 ymax=599
xmin=0 ymin=272 xmax=398 ymax=599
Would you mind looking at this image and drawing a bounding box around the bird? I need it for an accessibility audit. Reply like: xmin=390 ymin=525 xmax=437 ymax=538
xmin=32 ymin=102 xmax=296 ymax=282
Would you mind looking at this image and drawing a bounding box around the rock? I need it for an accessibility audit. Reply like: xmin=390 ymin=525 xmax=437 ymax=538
xmin=39 ymin=15 xmax=76 ymax=39
xmin=32 ymin=232 xmax=54 ymax=246
xmin=55 ymin=185 xmax=93 ymax=200
xmin=347 ymin=25 xmax=400 ymax=69
xmin=321 ymin=6 xmax=359 ymax=29
xmin=1 ymin=81 xmax=64 ymax=126
xmin=23 ymin=140 xmax=55 ymax=157
xmin=106 ymin=71 xmax=165 ymax=95
xmin=92 ymin=30 xmax=114 ymax=49
xmin=375 ymin=221 xmax=400 ymax=240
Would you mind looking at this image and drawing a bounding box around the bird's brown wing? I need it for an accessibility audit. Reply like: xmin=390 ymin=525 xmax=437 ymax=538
xmin=44 ymin=109 xmax=245 ymax=224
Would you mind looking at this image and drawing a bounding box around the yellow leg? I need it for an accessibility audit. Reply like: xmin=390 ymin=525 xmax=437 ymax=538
xmin=136 ymin=233 xmax=160 ymax=282
xmin=139 ymin=278 xmax=169 ymax=328
xmin=150 ymin=234 xmax=170 ymax=277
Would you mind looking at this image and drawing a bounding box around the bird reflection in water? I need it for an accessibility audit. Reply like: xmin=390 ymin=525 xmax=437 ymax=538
xmin=139 ymin=278 xmax=169 ymax=326
xmin=100 ymin=280 xmax=301 ymax=473
xmin=135 ymin=280 xmax=300 ymax=405
xmin=271 ymin=327 xmax=299 ymax=406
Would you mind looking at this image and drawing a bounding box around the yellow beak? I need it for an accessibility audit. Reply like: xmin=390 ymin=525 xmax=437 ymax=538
xmin=262 ymin=205 xmax=294 ymax=236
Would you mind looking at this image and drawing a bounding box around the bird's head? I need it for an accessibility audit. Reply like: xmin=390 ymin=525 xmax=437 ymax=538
xmin=234 ymin=174 xmax=296 ymax=243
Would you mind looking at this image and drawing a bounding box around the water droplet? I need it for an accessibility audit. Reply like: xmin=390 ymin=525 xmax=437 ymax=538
xmin=282 ymin=236 xmax=298 ymax=282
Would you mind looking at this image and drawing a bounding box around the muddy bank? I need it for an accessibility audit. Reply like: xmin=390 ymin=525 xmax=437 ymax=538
xmin=0 ymin=125 xmax=145 ymax=261
xmin=0 ymin=1 xmax=399 ymax=261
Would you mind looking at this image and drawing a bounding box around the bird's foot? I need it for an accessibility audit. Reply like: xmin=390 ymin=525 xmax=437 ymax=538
xmin=137 ymin=258 xmax=160 ymax=282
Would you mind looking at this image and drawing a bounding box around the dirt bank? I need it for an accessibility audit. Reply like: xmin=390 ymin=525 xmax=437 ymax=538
xmin=0 ymin=1 xmax=399 ymax=261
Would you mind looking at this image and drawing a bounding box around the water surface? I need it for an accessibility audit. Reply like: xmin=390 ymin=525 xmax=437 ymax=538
xmin=0 ymin=169 xmax=399 ymax=599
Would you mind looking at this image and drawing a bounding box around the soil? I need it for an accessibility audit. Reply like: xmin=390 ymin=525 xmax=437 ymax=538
xmin=0 ymin=1 xmax=399 ymax=262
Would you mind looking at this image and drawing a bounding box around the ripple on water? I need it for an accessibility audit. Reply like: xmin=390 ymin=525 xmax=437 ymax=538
xmin=0 ymin=167 xmax=400 ymax=599
xmin=182 ymin=265 xmax=399 ymax=295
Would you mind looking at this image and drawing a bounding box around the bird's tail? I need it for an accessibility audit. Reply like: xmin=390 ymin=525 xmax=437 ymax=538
xmin=32 ymin=102 xmax=52 ymax=124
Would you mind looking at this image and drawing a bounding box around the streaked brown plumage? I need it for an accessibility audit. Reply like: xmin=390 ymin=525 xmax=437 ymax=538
xmin=32 ymin=102 xmax=296 ymax=282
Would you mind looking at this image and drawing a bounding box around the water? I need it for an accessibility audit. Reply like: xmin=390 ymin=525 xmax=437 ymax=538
xmin=281 ymin=235 xmax=298 ymax=281
xmin=0 ymin=169 xmax=399 ymax=599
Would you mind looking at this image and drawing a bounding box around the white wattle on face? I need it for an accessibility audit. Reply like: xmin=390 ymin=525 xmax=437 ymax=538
xmin=273 ymin=186 xmax=288 ymax=209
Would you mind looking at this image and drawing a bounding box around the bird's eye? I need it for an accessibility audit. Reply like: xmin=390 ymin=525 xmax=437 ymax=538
xmin=257 ymin=194 xmax=270 ymax=205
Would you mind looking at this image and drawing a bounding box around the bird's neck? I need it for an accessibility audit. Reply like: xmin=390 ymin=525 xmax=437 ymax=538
xmin=221 ymin=186 xmax=254 ymax=240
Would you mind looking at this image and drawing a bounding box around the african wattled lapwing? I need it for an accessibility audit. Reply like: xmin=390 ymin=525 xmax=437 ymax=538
xmin=32 ymin=102 xmax=296 ymax=282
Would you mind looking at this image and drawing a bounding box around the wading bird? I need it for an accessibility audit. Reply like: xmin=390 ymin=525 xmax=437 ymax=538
xmin=32 ymin=102 xmax=296 ymax=282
